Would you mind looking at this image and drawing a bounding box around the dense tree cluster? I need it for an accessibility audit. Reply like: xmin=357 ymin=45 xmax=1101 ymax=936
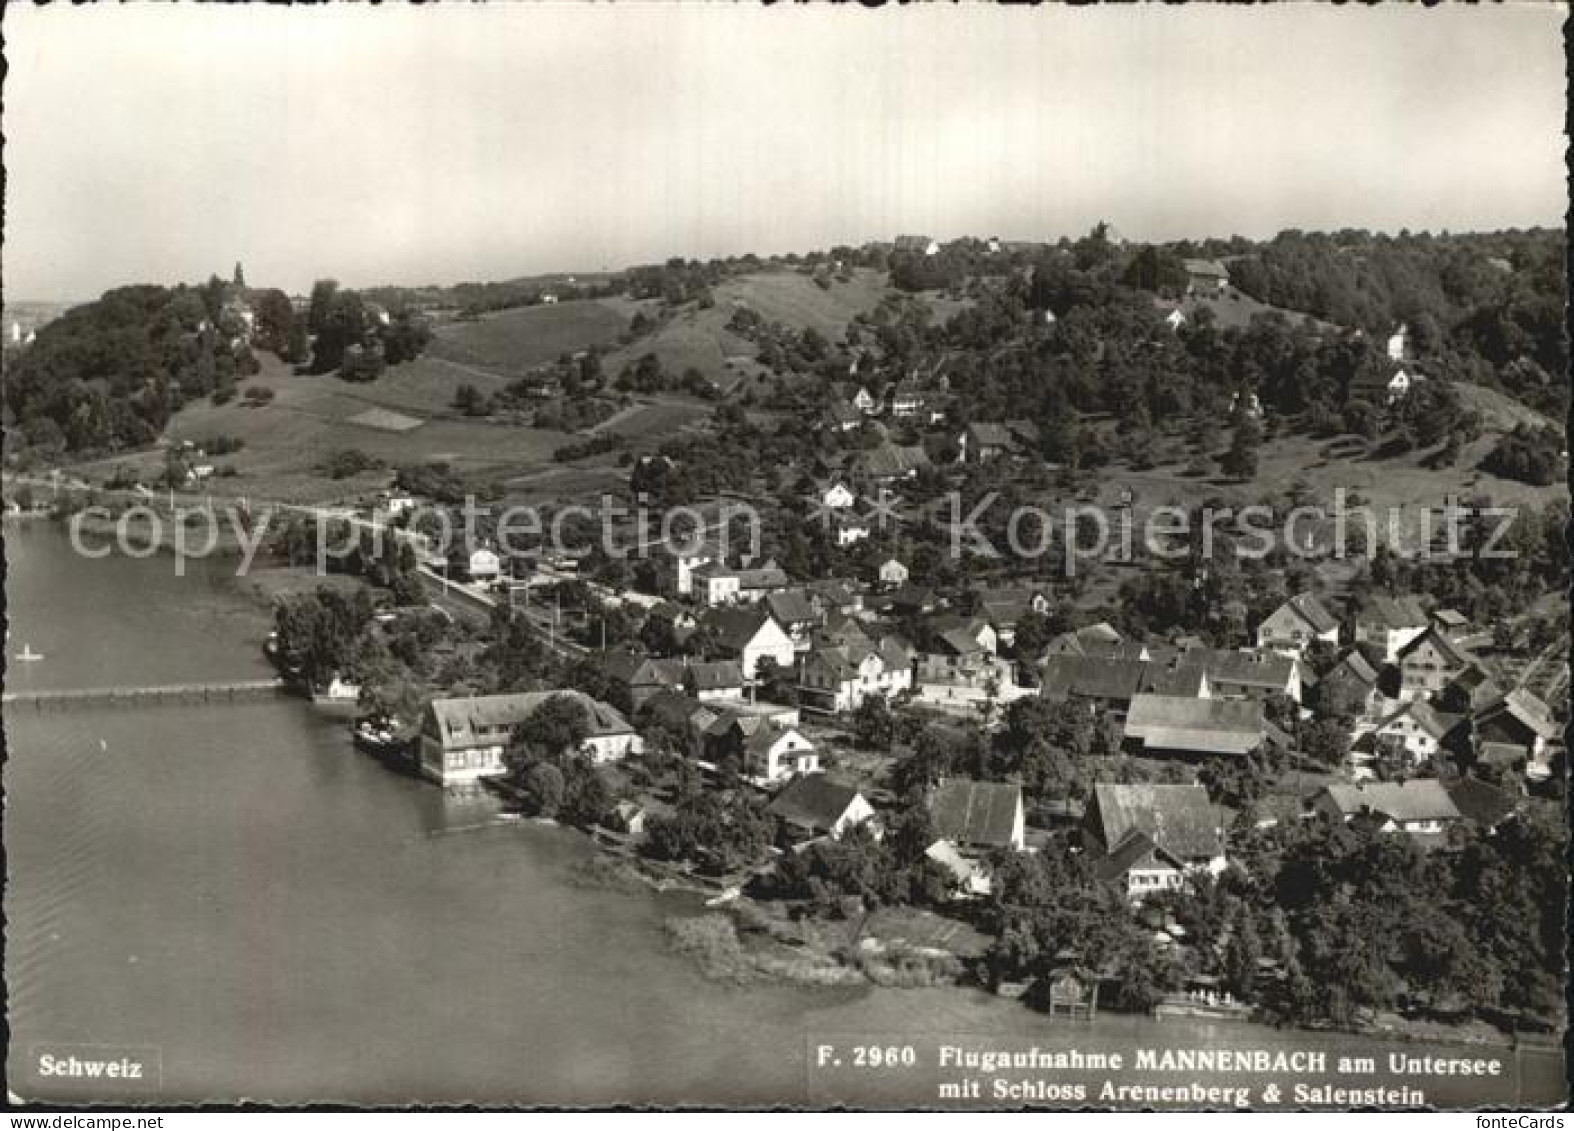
xmin=1478 ymin=423 xmax=1565 ymax=486
xmin=4 ymin=282 xmax=260 ymax=457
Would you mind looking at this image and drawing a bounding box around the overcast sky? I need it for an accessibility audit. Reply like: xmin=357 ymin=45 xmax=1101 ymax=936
xmin=5 ymin=4 xmax=1566 ymax=300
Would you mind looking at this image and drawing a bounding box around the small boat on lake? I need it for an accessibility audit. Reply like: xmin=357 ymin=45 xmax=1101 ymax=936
xmin=352 ymin=714 xmax=416 ymax=757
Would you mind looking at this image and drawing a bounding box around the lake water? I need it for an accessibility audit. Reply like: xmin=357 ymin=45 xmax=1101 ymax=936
xmin=3 ymin=522 xmax=1563 ymax=1107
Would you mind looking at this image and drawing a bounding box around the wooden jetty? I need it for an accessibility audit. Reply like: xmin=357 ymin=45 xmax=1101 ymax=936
xmin=3 ymin=678 xmax=288 ymax=711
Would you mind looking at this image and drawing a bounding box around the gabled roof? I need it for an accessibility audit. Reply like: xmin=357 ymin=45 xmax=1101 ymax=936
xmin=737 ymin=564 xmax=790 ymax=590
xmin=826 ymin=402 xmax=863 ymax=426
xmin=972 ymin=587 xmax=1041 ymax=627
xmin=806 ymin=641 xmax=880 ymax=682
xmin=857 ymin=443 xmax=930 ymax=479
xmin=1042 ymin=622 xmax=1127 ymax=659
xmin=1359 ymin=594 xmax=1429 ymax=630
xmin=602 ymin=649 xmax=686 ymax=688
xmin=1375 ymin=699 xmax=1459 ymax=741
xmin=1005 ymin=419 xmax=1041 ymax=445
xmin=1092 ymin=782 xmax=1223 ymax=862
xmin=1443 ymin=777 xmax=1518 ymax=827
xmin=928 ymin=779 xmax=1022 ymax=848
xmin=686 ymin=660 xmax=744 ymax=691
xmin=742 ymin=723 xmax=810 ymax=756
xmin=965 ymin=422 xmax=1016 ymax=448
xmin=1124 ymin=694 xmax=1265 ymax=756
xmin=1328 ymin=648 xmax=1380 ymax=688
xmin=1398 ymin=626 xmax=1472 ymax=669
xmin=935 ymin=626 xmax=989 ymax=657
xmin=1476 ymin=689 xmax=1559 ymax=741
xmin=765 ymin=589 xmax=819 ymax=627
xmin=1183 ymin=258 xmax=1229 ymax=280
xmin=803 ymin=577 xmax=862 ymax=606
xmin=1040 ymin=656 xmax=1152 ymax=702
xmin=638 ymin=689 xmax=707 ymax=733
xmin=1092 ymin=830 xmax=1185 ymax=883
xmin=427 ymin=691 xmax=634 ymax=750
xmin=1175 ymin=647 xmax=1298 ymax=692
xmin=1318 ymin=780 xmax=1461 ymax=824
xmin=925 ymin=839 xmax=986 ymax=886
xmin=700 ymin=606 xmax=782 ymax=651
xmin=1268 ymin=593 xmax=1340 ymax=635
xmin=767 ymin=774 xmax=866 ymax=832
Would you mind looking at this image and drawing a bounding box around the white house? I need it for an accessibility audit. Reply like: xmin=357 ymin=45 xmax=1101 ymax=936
xmin=468 ymin=547 xmax=502 ymax=581
xmin=877 ymin=558 xmax=909 ymax=587
xmin=702 ymin=607 xmax=797 ymax=680
xmin=1354 ymin=595 xmax=1429 ymax=661
xmin=852 ymin=386 xmax=878 ymax=415
xmin=743 ymin=725 xmax=820 ymax=783
xmin=1386 ymin=324 xmax=1408 ymax=362
xmin=691 ymin=562 xmax=742 ymax=606
xmin=1164 ymin=308 xmax=1186 ymax=332
xmin=1371 ymin=700 xmax=1457 ymax=765
xmin=1086 ymin=783 xmax=1228 ymax=901
xmin=419 ymin=691 xmax=642 ymax=786
xmin=767 ymin=775 xmax=877 ymax=840
xmin=1256 ymin=593 xmax=1340 ymax=657
xmin=833 ymin=515 xmax=871 ymax=548
xmin=1312 ymin=780 xmax=1462 ymax=840
xmin=821 ymin=482 xmax=856 ymax=510
xmin=797 ymin=638 xmax=913 ymax=714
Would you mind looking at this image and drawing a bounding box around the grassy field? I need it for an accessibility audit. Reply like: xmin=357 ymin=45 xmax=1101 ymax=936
xmin=1172 ymin=287 xmax=1344 ymax=333
xmin=600 ymin=268 xmax=891 ymax=394
xmin=427 ymin=297 xmax=644 ymax=376
xmin=64 ymin=353 xmax=579 ymax=505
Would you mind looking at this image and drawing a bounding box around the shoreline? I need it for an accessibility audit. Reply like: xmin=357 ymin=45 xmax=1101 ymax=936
xmin=26 ymin=530 xmax=1567 ymax=1065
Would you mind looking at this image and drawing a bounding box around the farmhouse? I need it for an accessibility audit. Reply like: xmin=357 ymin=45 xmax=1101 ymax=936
xmin=969 ymin=586 xmax=1050 ymax=643
xmin=1355 ymin=595 xmax=1429 ymax=660
xmin=1371 ymin=699 xmax=1460 ymax=765
xmin=958 ymin=422 xmax=1016 ymax=463
xmin=1039 ymin=656 xmax=1161 ymax=714
xmin=1122 ymin=694 xmax=1269 ymax=759
xmin=1256 ymin=593 xmax=1340 ymax=657
xmin=1317 ymin=649 xmax=1384 ymax=721
xmin=1310 ymin=780 xmax=1462 ymax=841
xmin=1473 ymin=689 xmax=1559 ymax=763
xmin=1174 ymin=647 xmax=1303 ymax=703
xmin=1041 ymin=623 xmax=1146 ymax=661
xmin=1183 ymin=258 xmax=1230 ymax=295
xmin=855 ymin=442 xmax=930 ymax=483
xmin=684 ymin=660 xmax=746 ymax=702
xmin=928 ymin=778 xmax=1025 ymax=853
xmin=601 ymin=650 xmax=687 ymax=709
xmin=767 ymin=775 xmax=877 ymax=840
xmin=1086 ymin=783 xmax=1227 ymax=900
xmin=1396 ymin=626 xmax=1472 ymax=700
